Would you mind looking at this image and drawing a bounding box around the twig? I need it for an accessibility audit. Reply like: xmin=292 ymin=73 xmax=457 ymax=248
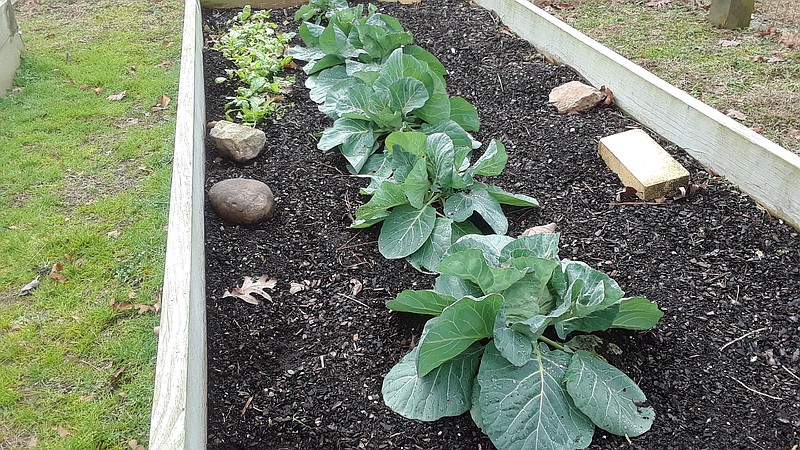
xmin=337 ymin=240 xmax=378 ymax=251
xmin=241 ymin=396 xmax=253 ymax=416
xmin=336 ymin=229 xmax=364 ymax=251
xmin=497 ymin=74 xmax=504 ymax=93
xmin=781 ymin=365 xmax=800 ymax=382
xmin=729 ymin=376 xmax=783 ymax=400
xmin=338 ymin=293 xmax=370 ymax=309
xmin=719 ymin=327 xmax=767 ymax=351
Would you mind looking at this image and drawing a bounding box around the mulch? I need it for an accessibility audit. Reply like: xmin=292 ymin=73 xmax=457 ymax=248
xmin=202 ymin=1 xmax=800 ymax=448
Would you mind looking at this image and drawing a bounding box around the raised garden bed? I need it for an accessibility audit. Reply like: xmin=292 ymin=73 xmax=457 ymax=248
xmin=150 ymin=0 xmax=800 ymax=448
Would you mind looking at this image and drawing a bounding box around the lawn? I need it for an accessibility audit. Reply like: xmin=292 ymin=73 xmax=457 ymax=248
xmin=543 ymin=0 xmax=800 ymax=153
xmin=0 ymin=0 xmax=182 ymax=447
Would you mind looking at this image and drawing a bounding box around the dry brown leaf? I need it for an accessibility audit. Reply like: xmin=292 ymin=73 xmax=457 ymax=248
xmin=156 ymin=59 xmax=173 ymax=68
xmin=285 ymin=61 xmax=299 ymax=70
xmin=151 ymin=94 xmax=171 ymax=111
xmin=154 ymin=290 xmax=162 ymax=313
xmin=162 ymin=40 xmax=174 ymax=47
xmin=129 ymin=440 xmax=146 ymax=450
xmin=10 ymin=323 xmax=21 ymax=331
xmin=599 ymin=85 xmax=614 ymax=106
xmin=520 ymin=223 xmax=557 ymax=236
xmin=615 ymin=186 xmax=638 ymax=202
xmin=18 ymin=276 xmax=41 ymax=296
xmin=94 ymin=87 xmax=106 ymax=95
xmin=719 ymin=39 xmax=740 ymax=47
xmin=49 ymin=262 xmax=66 ymax=283
xmin=755 ymin=26 xmax=779 ymax=37
xmin=107 ymin=90 xmax=127 ymax=101
xmin=56 ymin=425 xmax=71 ymax=438
xmin=779 ymin=33 xmax=800 ymax=49
xmin=79 ymin=83 xmax=89 ymax=90
xmin=350 ymin=278 xmax=363 ymax=296
xmin=107 ymin=229 xmax=122 ymax=239
xmin=223 ymin=275 xmax=277 ymax=304
xmin=726 ymin=109 xmax=747 ymax=120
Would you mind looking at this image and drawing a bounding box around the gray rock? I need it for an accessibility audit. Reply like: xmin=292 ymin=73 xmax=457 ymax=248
xmin=208 ymin=178 xmax=276 ymax=225
xmin=210 ymin=120 xmax=266 ymax=163
xmin=548 ymin=81 xmax=605 ymax=114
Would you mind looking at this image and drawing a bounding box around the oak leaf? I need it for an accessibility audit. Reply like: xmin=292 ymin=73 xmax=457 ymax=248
xmin=223 ymin=275 xmax=277 ymax=304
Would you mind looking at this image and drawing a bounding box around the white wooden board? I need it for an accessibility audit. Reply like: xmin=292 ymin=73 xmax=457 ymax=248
xmin=148 ymin=0 xmax=207 ymax=448
xmin=0 ymin=0 xmax=22 ymax=97
xmin=475 ymin=0 xmax=800 ymax=230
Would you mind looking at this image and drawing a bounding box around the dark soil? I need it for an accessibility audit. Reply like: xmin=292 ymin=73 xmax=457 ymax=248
xmin=202 ymin=1 xmax=800 ymax=449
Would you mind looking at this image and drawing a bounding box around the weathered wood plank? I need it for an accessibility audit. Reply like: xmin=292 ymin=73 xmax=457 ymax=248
xmin=0 ymin=0 xmax=22 ymax=97
xmin=475 ymin=0 xmax=800 ymax=230
xmin=148 ymin=0 xmax=207 ymax=448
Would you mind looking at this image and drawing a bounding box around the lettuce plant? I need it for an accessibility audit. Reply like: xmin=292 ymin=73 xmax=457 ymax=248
xmin=213 ymin=6 xmax=295 ymax=126
xmin=382 ymin=233 xmax=663 ymax=449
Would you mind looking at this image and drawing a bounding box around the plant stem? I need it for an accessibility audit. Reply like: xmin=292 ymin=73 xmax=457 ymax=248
xmin=538 ymin=335 xmax=568 ymax=352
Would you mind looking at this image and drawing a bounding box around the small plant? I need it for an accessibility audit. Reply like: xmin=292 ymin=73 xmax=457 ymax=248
xmin=294 ymin=0 xmax=349 ymax=24
xmin=353 ymin=130 xmax=537 ymax=265
xmin=214 ymin=6 xmax=295 ymax=126
xmin=382 ymin=233 xmax=663 ymax=449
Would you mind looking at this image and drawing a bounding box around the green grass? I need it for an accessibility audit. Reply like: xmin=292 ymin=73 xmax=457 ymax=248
xmin=0 ymin=0 xmax=182 ymax=447
xmin=554 ymin=0 xmax=800 ymax=153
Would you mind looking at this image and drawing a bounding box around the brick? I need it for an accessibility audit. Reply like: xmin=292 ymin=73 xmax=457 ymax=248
xmin=598 ymin=129 xmax=690 ymax=200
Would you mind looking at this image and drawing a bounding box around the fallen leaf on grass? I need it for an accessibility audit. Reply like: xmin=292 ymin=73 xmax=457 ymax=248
xmin=520 ymin=222 xmax=557 ymax=236
xmin=153 ymin=326 xmax=160 ymax=337
xmin=767 ymin=55 xmax=786 ymax=63
xmin=109 ymin=298 xmax=157 ymax=314
xmin=94 ymin=87 xmax=106 ymax=95
xmin=107 ymin=229 xmax=122 ymax=239
xmin=726 ymin=108 xmax=747 ymax=120
xmin=157 ymin=59 xmax=173 ymax=68
xmin=19 ymin=276 xmax=41 ymax=296
xmin=49 ymin=262 xmax=66 ymax=283
xmin=151 ymin=94 xmax=171 ymax=111
xmin=780 ymin=33 xmax=800 ymax=49
xmin=599 ymin=85 xmax=614 ymax=105
xmin=788 ymin=128 xmax=800 ymax=140
xmin=162 ymin=40 xmax=174 ymax=47
xmin=719 ymin=39 xmax=740 ymax=47
xmin=645 ymin=0 xmax=671 ymax=7
xmin=755 ymin=26 xmax=779 ymax=37
xmin=129 ymin=439 xmax=146 ymax=450
xmin=27 ymin=437 xmax=38 ymax=448
xmin=56 ymin=425 xmax=71 ymax=438
xmin=224 ymin=275 xmax=277 ymax=304
xmin=107 ymin=90 xmax=127 ymax=101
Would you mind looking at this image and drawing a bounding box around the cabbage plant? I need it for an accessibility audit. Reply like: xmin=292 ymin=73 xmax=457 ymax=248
xmin=382 ymin=233 xmax=663 ymax=449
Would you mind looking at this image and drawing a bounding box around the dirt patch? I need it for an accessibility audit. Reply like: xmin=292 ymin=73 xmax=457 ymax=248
xmin=204 ymin=1 xmax=800 ymax=448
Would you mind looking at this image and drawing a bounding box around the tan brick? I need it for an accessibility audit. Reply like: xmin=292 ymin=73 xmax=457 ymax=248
xmin=598 ymin=129 xmax=690 ymax=200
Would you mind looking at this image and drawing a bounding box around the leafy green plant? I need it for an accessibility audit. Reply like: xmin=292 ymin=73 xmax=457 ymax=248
xmin=213 ymin=6 xmax=295 ymax=126
xmin=352 ymin=130 xmax=537 ymax=265
xmin=289 ymin=4 xmax=418 ymax=75
xmin=382 ymin=233 xmax=663 ymax=449
xmin=294 ymin=0 xmax=349 ymax=24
